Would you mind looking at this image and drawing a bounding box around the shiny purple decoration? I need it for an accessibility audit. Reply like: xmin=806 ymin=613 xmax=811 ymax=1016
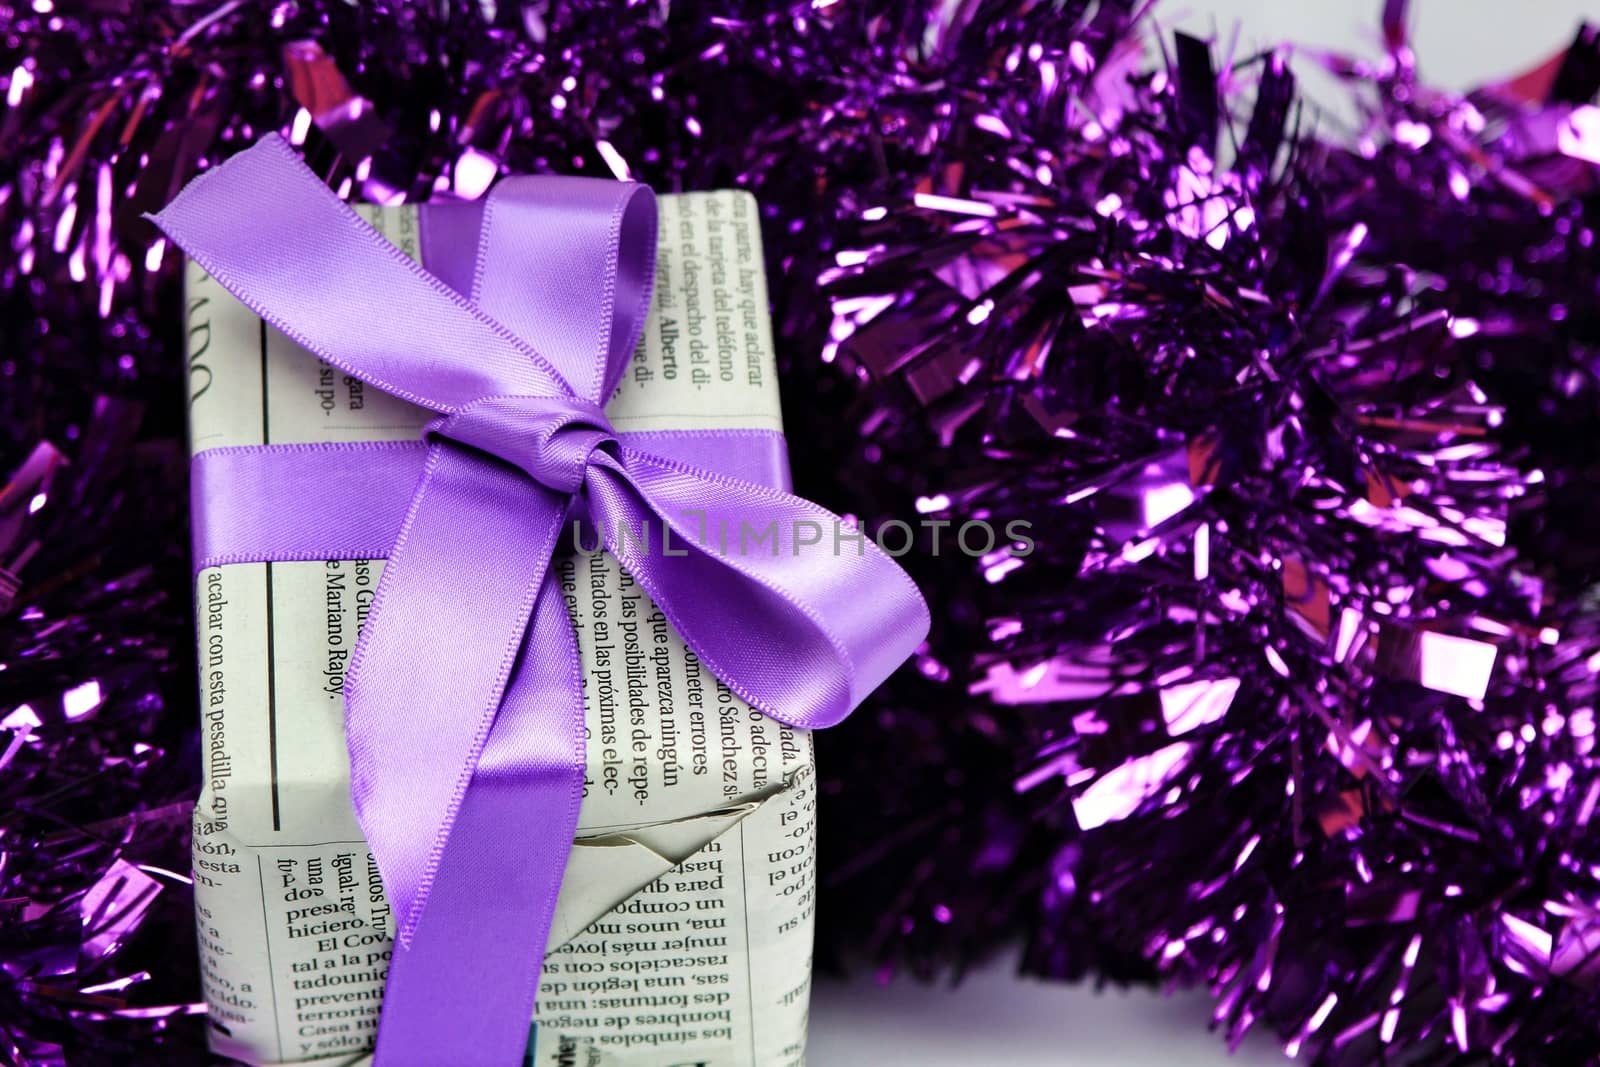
xmin=0 ymin=395 xmax=201 ymax=1061
xmin=4 ymin=0 xmax=1600 ymax=1063
xmin=806 ymin=13 xmax=1600 ymax=1067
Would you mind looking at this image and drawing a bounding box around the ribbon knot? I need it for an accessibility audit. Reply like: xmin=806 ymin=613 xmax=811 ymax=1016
xmin=154 ymin=134 xmax=929 ymax=1067
xmin=432 ymin=393 xmax=616 ymax=495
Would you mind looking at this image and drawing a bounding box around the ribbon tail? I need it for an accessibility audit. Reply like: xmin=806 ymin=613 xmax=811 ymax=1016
xmin=343 ymin=442 xmax=566 ymax=949
xmin=588 ymin=448 xmax=931 ymax=730
xmin=374 ymin=569 xmax=586 ymax=1066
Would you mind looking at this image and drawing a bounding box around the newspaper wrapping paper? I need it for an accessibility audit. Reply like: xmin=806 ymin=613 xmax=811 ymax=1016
xmin=186 ymin=193 xmax=818 ymax=1066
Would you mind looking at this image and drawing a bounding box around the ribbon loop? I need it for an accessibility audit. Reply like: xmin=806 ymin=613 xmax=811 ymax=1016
xmin=473 ymin=176 xmax=658 ymax=403
xmin=433 ymin=394 xmax=617 ymax=495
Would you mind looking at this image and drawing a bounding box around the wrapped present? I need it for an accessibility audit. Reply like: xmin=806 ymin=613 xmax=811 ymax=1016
xmin=161 ymin=137 xmax=927 ymax=1066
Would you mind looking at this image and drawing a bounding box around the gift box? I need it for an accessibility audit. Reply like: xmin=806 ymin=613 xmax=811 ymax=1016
xmin=185 ymin=186 xmax=825 ymax=1066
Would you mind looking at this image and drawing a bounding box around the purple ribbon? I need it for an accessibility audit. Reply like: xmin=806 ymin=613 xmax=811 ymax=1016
xmin=154 ymin=135 xmax=929 ymax=1066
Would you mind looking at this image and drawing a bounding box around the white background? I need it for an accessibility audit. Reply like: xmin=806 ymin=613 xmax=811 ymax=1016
xmin=806 ymin=2 xmax=1598 ymax=1064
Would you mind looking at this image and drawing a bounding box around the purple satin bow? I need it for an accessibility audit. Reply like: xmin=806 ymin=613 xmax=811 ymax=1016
xmin=154 ymin=135 xmax=929 ymax=1066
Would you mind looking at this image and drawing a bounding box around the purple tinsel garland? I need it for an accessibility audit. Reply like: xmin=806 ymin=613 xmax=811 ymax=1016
xmin=4 ymin=1 xmax=1600 ymax=1063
